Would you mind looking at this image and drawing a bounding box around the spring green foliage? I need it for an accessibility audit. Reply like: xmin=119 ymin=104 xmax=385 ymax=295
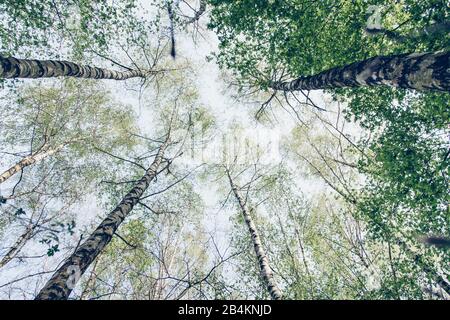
xmin=0 ymin=0 xmax=448 ymax=300
xmin=0 ymin=0 xmax=156 ymax=59
xmin=207 ymin=0 xmax=449 ymax=299
xmin=76 ymin=182 xmax=210 ymax=300
xmin=0 ymin=80 xmax=138 ymax=259
xmin=208 ymin=0 xmax=449 ymax=87
xmin=1 ymin=79 xmax=138 ymax=161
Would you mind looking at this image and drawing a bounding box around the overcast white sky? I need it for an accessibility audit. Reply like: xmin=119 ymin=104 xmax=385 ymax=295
xmin=0 ymin=1 xmax=363 ymax=299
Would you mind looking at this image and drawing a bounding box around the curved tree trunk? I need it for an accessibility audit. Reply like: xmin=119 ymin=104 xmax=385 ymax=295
xmin=0 ymin=55 xmax=149 ymax=80
xmin=35 ymin=135 xmax=171 ymax=300
xmin=269 ymin=51 xmax=449 ymax=92
xmin=226 ymin=170 xmax=282 ymax=300
xmin=0 ymin=143 xmax=65 ymax=185
xmin=0 ymin=225 xmax=34 ymax=268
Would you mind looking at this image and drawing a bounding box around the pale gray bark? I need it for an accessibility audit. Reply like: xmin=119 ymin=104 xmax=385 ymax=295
xmin=185 ymin=0 xmax=207 ymax=24
xmin=0 ymin=142 xmax=66 ymax=185
xmin=0 ymin=144 xmax=66 ymax=183
xmin=0 ymin=225 xmax=34 ymax=268
xmin=226 ymin=170 xmax=282 ymax=300
xmin=35 ymin=135 xmax=171 ymax=300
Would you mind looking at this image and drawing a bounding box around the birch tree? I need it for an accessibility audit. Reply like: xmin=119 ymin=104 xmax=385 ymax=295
xmin=0 ymin=82 xmax=138 ymax=271
xmin=0 ymin=79 xmax=137 ymax=185
xmin=230 ymin=166 xmax=375 ymax=299
xmin=1 ymin=0 xmax=448 ymax=302
xmin=72 ymin=75 xmax=221 ymax=300
xmin=74 ymin=185 xmax=232 ymax=300
xmin=283 ymin=98 xmax=449 ymax=299
xmin=0 ymin=171 xmax=81 ymax=269
xmin=34 ymin=58 xmax=210 ymax=299
xmin=0 ymin=1 xmax=172 ymax=90
xmin=0 ymin=55 xmax=158 ymax=80
xmin=268 ymin=51 xmax=449 ymax=92
xmin=225 ymin=168 xmax=282 ymax=300
xmin=35 ymin=130 xmax=172 ymax=299
xmin=208 ymin=0 xmax=449 ymax=93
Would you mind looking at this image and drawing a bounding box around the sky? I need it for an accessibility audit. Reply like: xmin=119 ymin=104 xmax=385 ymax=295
xmin=0 ymin=1 xmax=364 ymax=299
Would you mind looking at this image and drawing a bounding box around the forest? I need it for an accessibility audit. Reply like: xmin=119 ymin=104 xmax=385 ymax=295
xmin=0 ymin=0 xmax=448 ymax=301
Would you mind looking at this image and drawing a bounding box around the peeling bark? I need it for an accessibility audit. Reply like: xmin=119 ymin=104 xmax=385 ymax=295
xmin=35 ymin=136 xmax=170 ymax=300
xmin=0 ymin=55 xmax=150 ymax=80
xmin=226 ymin=170 xmax=282 ymax=300
xmin=269 ymin=51 xmax=449 ymax=92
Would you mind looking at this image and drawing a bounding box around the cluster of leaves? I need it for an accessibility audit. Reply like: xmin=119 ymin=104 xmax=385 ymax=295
xmin=208 ymin=0 xmax=448 ymax=86
xmin=0 ymin=0 xmax=160 ymax=61
xmin=0 ymin=79 xmax=141 ymax=271
xmin=207 ymin=0 xmax=449 ymax=299
xmin=39 ymin=220 xmax=76 ymax=256
xmin=339 ymin=89 xmax=450 ymax=240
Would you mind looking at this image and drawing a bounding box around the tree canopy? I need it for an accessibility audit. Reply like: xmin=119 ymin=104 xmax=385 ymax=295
xmin=0 ymin=0 xmax=448 ymax=301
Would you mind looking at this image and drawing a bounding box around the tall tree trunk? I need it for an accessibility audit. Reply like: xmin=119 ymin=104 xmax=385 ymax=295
xmin=0 ymin=225 xmax=34 ymax=268
xmin=35 ymin=135 xmax=171 ymax=300
xmin=269 ymin=51 xmax=449 ymax=92
xmin=365 ymin=21 xmax=450 ymax=43
xmin=0 ymin=142 xmax=66 ymax=184
xmin=226 ymin=170 xmax=282 ymax=300
xmin=0 ymin=55 xmax=149 ymax=80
